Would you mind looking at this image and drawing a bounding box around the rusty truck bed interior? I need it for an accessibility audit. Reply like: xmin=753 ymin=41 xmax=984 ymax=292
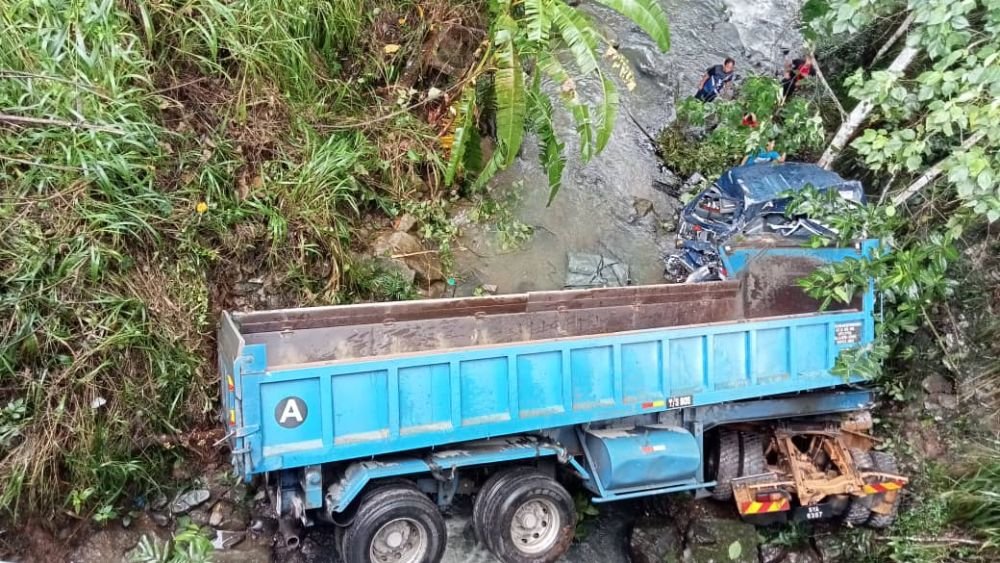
xmin=235 ymin=252 xmax=860 ymax=368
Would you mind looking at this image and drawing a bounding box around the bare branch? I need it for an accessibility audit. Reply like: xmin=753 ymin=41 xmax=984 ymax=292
xmin=891 ymin=131 xmax=986 ymax=206
xmin=809 ymin=55 xmax=847 ymax=119
xmin=872 ymin=12 xmax=915 ymax=64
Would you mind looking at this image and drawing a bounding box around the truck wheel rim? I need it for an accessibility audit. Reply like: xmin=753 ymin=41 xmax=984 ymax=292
xmin=509 ymin=498 xmax=561 ymax=554
xmin=370 ymin=518 xmax=427 ymax=563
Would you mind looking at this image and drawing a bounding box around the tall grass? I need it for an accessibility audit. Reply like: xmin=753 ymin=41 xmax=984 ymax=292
xmin=1 ymin=0 xmax=468 ymax=521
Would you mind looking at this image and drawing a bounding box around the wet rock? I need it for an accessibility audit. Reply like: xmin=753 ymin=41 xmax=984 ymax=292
xmin=212 ymin=529 xmax=246 ymax=550
xmin=72 ymin=515 xmax=170 ymax=563
xmin=394 ymin=213 xmax=418 ymax=233
xmin=759 ymin=543 xmax=786 ymax=563
xmin=188 ymin=505 xmax=213 ymax=527
xmin=937 ymin=394 xmax=959 ymax=410
xmin=372 ymin=231 xmax=444 ymax=282
xmin=784 ymin=546 xmax=823 ymax=563
xmin=170 ymin=489 xmax=211 ymax=514
xmin=250 ymin=516 xmax=279 ymax=536
xmin=420 ymin=280 xmax=448 ymax=299
xmin=632 ymin=197 xmax=655 ymax=219
xmin=628 ymin=516 xmax=682 ymax=563
xmin=209 ymin=535 xmax=272 ymax=563
xmin=922 ymin=374 xmax=953 ymax=395
xmin=210 ymin=499 xmax=251 ymax=531
xmin=684 ymin=172 xmax=706 ymax=186
xmin=480 ymin=284 xmax=498 ymax=295
xmin=620 ymin=45 xmax=669 ymax=78
xmin=683 ymin=516 xmax=757 ymax=563
xmin=149 ymin=511 xmax=170 ymax=527
xmin=373 ymin=256 xmax=417 ymax=285
xmin=813 ymin=532 xmax=845 ymax=562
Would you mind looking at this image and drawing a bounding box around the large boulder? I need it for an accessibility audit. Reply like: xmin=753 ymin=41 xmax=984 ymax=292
xmin=628 ymin=516 xmax=683 ymax=563
xmin=372 ymin=231 xmax=444 ymax=283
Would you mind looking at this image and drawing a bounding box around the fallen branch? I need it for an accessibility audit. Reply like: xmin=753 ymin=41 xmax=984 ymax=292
xmin=809 ymin=55 xmax=848 ymax=119
xmin=0 ymin=113 xmax=126 ymax=135
xmin=873 ymin=11 xmax=915 ymax=64
xmin=891 ymin=131 xmax=986 ymax=206
xmin=391 ymin=250 xmax=440 ymax=259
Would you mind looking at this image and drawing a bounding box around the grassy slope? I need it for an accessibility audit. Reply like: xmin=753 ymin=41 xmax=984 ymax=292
xmin=0 ymin=0 xmax=483 ymax=522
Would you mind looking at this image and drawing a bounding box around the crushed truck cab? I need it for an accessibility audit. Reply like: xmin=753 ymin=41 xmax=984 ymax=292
xmin=218 ymin=239 xmax=905 ymax=562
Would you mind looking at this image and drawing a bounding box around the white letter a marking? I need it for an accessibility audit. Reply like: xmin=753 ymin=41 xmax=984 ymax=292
xmin=280 ymin=399 xmax=304 ymax=424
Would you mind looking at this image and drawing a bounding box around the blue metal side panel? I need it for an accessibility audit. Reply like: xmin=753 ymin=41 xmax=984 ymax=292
xmin=244 ymin=307 xmax=872 ymax=473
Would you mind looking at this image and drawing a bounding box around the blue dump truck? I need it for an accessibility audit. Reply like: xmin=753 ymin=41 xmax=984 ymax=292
xmin=219 ymin=238 xmax=907 ymax=563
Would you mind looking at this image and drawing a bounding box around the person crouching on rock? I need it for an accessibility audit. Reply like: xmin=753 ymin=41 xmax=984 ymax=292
xmin=695 ymin=58 xmax=736 ymax=103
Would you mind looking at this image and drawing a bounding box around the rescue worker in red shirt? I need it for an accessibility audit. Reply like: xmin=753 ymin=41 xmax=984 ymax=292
xmin=781 ymin=54 xmax=815 ymax=101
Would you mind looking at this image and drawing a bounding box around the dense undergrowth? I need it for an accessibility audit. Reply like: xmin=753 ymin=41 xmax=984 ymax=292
xmin=0 ymin=0 xmax=487 ymax=521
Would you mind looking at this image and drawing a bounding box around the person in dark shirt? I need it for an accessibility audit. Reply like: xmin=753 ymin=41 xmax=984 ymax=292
xmin=695 ymin=58 xmax=736 ymax=102
xmin=781 ymin=55 xmax=815 ymax=100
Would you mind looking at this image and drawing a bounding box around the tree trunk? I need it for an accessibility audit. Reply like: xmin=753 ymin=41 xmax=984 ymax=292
xmin=818 ymin=44 xmax=920 ymax=169
xmin=890 ymin=131 xmax=986 ymax=206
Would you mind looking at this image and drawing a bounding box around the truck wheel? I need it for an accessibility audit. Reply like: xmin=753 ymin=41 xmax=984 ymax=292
xmin=707 ymin=429 xmax=741 ymax=500
xmin=473 ymin=466 xmax=538 ymax=545
xmin=341 ymin=486 xmax=446 ymax=563
xmin=480 ymin=471 xmax=576 ymax=563
xmin=867 ymin=451 xmax=902 ymax=529
xmin=741 ymin=432 xmax=766 ymax=476
xmin=843 ymin=448 xmax=874 ymax=526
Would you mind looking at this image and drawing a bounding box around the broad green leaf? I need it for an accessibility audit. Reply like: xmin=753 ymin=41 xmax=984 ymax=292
xmin=528 ymin=79 xmax=567 ymax=205
xmin=592 ymin=0 xmax=671 ymax=51
xmin=551 ymin=1 xmax=600 ymax=75
xmin=595 ymin=75 xmax=619 ymax=152
xmin=493 ymin=15 xmax=527 ymax=167
xmin=728 ymin=540 xmax=742 ymax=560
xmin=540 ymin=53 xmax=595 ymax=160
xmin=525 ymin=0 xmax=551 ymax=43
xmin=444 ymin=87 xmax=478 ymax=186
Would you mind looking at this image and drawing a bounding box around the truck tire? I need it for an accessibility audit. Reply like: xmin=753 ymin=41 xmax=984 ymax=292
xmin=480 ymin=471 xmax=576 ymax=563
xmin=867 ymin=451 xmax=902 ymax=529
xmin=473 ymin=466 xmax=538 ymax=545
xmin=708 ymin=429 xmax=741 ymax=500
xmin=843 ymin=448 xmax=875 ymax=526
xmin=341 ymin=486 xmax=446 ymax=563
xmin=741 ymin=432 xmax=766 ymax=476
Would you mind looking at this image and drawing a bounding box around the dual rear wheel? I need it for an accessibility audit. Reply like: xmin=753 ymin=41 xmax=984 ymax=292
xmin=338 ymin=469 xmax=576 ymax=563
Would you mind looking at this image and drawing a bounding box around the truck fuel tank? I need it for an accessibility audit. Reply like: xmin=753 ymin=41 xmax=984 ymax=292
xmin=584 ymin=425 xmax=701 ymax=491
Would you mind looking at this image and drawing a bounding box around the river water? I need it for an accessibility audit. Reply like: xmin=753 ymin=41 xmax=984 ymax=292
xmin=298 ymin=1 xmax=806 ymax=561
xmin=455 ymin=0 xmax=804 ymax=293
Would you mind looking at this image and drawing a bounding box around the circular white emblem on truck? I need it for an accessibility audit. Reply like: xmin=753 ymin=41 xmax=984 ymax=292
xmin=275 ymin=397 xmax=307 ymax=428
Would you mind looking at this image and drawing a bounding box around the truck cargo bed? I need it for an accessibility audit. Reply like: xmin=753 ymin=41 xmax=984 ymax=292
xmin=220 ymin=243 xmax=875 ymax=477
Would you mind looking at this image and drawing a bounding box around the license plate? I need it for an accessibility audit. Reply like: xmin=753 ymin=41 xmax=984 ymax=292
xmin=793 ymin=503 xmax=835 ymax=521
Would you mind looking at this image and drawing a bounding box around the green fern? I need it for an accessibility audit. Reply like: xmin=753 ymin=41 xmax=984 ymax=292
xmin=444 ymin=0 xmax=671 ymax=202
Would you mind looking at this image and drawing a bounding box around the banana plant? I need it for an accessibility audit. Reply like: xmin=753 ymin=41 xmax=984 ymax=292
xmin=445 ymin=0 xmax=670 ymax=204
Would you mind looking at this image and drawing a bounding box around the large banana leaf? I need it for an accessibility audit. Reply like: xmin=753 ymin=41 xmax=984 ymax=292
xmin=593 ymin=0 xmax=671 ymax=51
xmin=539 ymin=53 xmax=595 ymax=161
xmin=595 ymin=75 xmax=619 ymax=153
xmin=493 ymin=15 xmax=526 ymax=167
xmin=550 ymin=2 xmax=600 ymax=75
xmin=528 ymin=75 xmax=566 ymax=205
xmin=525 ymin=0 xmax=551 ymax=43
xmin=444 ymin=86 xmax=478 ymax=186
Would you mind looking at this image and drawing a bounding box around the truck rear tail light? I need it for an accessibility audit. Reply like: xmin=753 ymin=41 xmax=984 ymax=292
xmin=756 ymin=491 xmax=785 ymax=502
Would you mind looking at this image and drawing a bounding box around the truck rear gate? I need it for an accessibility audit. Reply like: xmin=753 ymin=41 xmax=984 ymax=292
xmin=218 ymin=240 xmax=906 ymax=562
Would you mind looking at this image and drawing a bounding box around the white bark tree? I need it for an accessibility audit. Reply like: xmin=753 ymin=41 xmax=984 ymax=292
xmin=817 ymin=43 xmax=920 ymax=169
